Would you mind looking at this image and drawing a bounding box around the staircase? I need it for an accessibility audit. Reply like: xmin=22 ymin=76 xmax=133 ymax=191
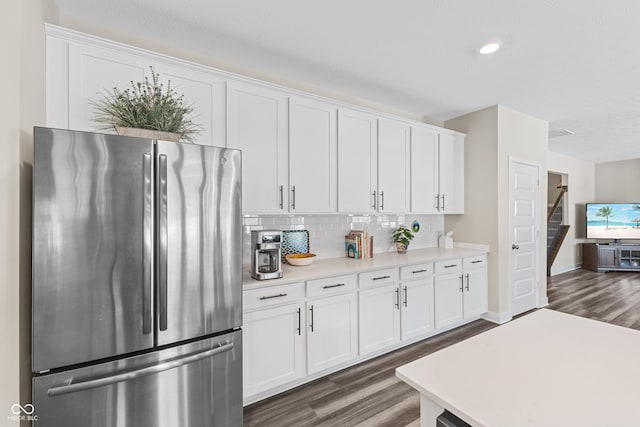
xmin=547 ymin=186 xmax=569 ymax=276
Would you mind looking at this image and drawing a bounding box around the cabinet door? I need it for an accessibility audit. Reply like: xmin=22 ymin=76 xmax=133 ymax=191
xmin=358 ymin=285 xmax=401 ymax=356
xmin=400 ymin=278 xmax=434 ymax=340
xmin=243 ymin=304 xmax=305 ymax=397
xmin=434 ymin=272 xmax=464 ymax=329
xmin=338 ymin=109 xmax=377 ymax=213
xmin=598 ymin=247 xmax=617 ymax=268
xmin=307 ymin=293 xmax=358 ymax=374
xmin=410 ymin=126 xmax=439 ymax=214
xmin=289 ymin=97 xmax=337 ymax=213
xmin=463 ymin=268 xmax=488 ymax=319
xmin=68 ymin=43 xmax=149 ymax=132
xmin=227 ymin=82 xmax=288 ymax=213
xmin=153 ymin=63 xmax=226 ymax=146
xmin=377 ymin=119 xmax=410 ymax=212
xmin=439 ymin=133 xmax=465 ymax=213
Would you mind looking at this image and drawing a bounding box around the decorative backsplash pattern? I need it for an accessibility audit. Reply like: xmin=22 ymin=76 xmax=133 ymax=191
xmin=242 ymin=214 xmax=444 ymax=265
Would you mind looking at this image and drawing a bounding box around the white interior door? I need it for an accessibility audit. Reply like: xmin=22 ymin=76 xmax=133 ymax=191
xmin=509 ymin=158 xmax=539 ymax=316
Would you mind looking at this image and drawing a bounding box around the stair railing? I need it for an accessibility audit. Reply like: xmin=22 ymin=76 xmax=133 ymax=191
xmin=547 ymin=185 xmax=567 ymax=224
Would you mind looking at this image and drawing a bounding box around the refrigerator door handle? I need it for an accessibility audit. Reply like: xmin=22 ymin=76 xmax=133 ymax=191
xmin=158 ymin=154 xmax=168 ymax=331
xmin=47 ymin=341 xmax=234 ymax=397
xmin=142 ymin=153 xmax=153 ymax=335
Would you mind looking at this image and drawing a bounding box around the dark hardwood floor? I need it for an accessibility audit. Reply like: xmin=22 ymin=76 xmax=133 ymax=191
xmin=243 ymin=268 xmax=640 ymax=426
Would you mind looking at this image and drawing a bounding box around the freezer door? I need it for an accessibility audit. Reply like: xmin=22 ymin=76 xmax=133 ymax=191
xmin=32 ymin=330 xmax=242 ymax=427
xmin=32 ymin=128 xmax=155 ymax=372
xmin=156 ymin=141 xmax=242 ymax=345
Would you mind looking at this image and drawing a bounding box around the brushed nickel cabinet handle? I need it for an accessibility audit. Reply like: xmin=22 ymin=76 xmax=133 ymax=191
xmin=444 ymin=264 xmax=457 ymax=269
xmin=380 ymin=190 xmax=385 ymax=210
xmin=323 ymin=283 xmax=345 ymax=289
xmin=279 ymin=185 xmax=284 ymax=209
xmin=297 ymin=307 xmax=301 ymax=336
xmin=291 ymin=186 xmax=296 ymax=210
xmin=395 ymin=288 xmax=400 ymax=309
xmin=465 ymin=273 xmax=470 ymax=291
xmin=259 ymin=293 xmax=287 ymax=300
xmin=412 ymin=269 xmax=428 ymax=274
xmin=403 ymin=285 xmax=408 ymax=307
xmin=372 ymin=190 xmax=377 ymax=209
xmin=459 ymin=275 xmax=464 ymax=292
xmin=309 ymin=305 xmax=314 ymax=332
xmin=373 ymin=275 xmax=391 ymax=281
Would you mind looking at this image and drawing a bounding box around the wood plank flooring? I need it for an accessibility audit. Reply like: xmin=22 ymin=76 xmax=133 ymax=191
xmin=244 ymin=268 xmax=640 ymax=426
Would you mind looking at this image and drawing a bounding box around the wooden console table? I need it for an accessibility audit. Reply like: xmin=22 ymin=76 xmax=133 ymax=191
xmin=582 ymin=243 xmax=640 ymax=272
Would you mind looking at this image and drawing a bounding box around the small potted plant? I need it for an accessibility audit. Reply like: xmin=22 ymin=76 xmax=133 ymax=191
xmin=392 ymin=225 xmax=414 ymax=254
xmin=93 ymin=66 xmax=200 ymax=143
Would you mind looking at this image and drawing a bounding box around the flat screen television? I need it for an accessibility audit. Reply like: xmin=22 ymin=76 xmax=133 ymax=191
xmin=586 ymin=203 xmax=640 ymax=241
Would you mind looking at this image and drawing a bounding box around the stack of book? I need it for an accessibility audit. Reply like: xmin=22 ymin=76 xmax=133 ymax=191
xmin=345 ymin=230 xmax=373 ymax=259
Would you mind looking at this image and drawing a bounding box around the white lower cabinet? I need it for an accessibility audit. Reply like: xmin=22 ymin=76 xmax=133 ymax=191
xmin=243 ymin=254 xmax=486 ymax=404
xmin=434 ymin=256 xmax=488 ymax=329
xmin=243 ymin=302 xmax=305 ymax=397
xmin=358 ymin=284 xmax=401 ymax=356
xmin=399 ymin=263 xmax=435 ymax=340
xmin=307 ymin=292 xmax=358 ymax=374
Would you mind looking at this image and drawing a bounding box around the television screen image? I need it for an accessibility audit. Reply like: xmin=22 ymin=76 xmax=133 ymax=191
xmin=586 ymin=203 xmax=640 ymax=240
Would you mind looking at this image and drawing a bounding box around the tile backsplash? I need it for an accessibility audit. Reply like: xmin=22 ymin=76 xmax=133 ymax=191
xmin=243 ymin=214 xmax=444 ymax=265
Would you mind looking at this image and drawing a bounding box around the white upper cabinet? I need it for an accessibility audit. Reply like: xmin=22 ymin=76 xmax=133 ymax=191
xmin=289 ymin=97 xmax=337 ymax=213
xmin=410 ymin=126 xmax=439 ymax=214
xmin=226 ymin=82 xmax=289 ymax=214
xmin=48 ymin=27 xmax=466 ymax=216
xmin=377 ymin=118 xmax=411 ymax=213
xmin=439 ymin=132 xmax=465 ymax=213
xmin=410 ymin=126 xmax=464 ymax=214
xmin=153 ymin=63 xmax=226 ymax=146
xmin=67 ymin=43 xmax=149 ymax=132
xmin=337 ymin=109 xmax=378 ymax=213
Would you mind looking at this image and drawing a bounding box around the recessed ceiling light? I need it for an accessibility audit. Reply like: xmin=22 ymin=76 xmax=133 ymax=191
xmin=479 ymin=42 xmax=501 ymax=55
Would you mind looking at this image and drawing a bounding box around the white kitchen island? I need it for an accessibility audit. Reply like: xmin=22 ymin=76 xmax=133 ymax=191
xmin=396 ymin=309 xmax=640 ymax=427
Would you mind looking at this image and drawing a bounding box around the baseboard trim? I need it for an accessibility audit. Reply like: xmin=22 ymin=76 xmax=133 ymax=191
xmin=482 ymin=311 xmax=512 ymax=324
xmin=538 ymin=296 xmax=549 ymax=308
xmin=550 ymin=263 xmax=582 ymax=276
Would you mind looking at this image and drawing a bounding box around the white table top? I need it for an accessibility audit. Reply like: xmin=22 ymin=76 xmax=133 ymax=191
xmin=396 ymin=309 xmax=640 ymax=427
xmin=243 ymin=246 xmax=487 ymax=289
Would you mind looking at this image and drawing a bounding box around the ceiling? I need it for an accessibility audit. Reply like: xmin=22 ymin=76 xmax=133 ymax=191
xmin=54 ymin=0 xmax=640 ymax=163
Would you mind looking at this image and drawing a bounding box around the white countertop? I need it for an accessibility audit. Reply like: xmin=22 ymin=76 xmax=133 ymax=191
xmin=396 ymin=309 xmax=640 ymax=427
xmin=243 ymin=246 xmax=488 ymax=289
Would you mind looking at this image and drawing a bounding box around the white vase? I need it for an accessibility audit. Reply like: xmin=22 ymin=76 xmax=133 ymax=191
xmin=115 ymin=126 xmax=181 ymax=142
xmin=395 ymin=242 xmax=408 ymax=254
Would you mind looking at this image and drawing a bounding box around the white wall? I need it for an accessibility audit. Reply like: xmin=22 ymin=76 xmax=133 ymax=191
xmin=548 ymin=152 xmax=595 ymax=275
xmin=1 ymin=0 xmax=53 ymax=417
xmin=442 ymin=106 xmax=500 ymax=312
xmin=595 ymin=159 xmax=640 ymax=202
xmin=445 ymin=105 xmax=548 ymax=320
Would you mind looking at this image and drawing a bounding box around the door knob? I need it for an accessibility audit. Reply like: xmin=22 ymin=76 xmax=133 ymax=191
xmin=512 ymin=244 xmax=520 ymax=250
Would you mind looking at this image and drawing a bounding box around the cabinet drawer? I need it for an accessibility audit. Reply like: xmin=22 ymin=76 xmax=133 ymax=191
xmin=463 ymin=255 xmax=487 ymax=270
xmin=400 ymin=263 xmax=433 ymax=281
xmin=359 ymin=268 xmax=399 ymax=288
xmin=244 ymin=282 xmax=304 ymax=311
xmin=307 ymin=274 xmax=356 ymax=298
xmin=435 ymin=259 xmax=462 ymax=274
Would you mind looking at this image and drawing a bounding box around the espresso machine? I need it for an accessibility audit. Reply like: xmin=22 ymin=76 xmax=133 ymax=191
xmin=251 ymin=230 xmax=283 ymax=280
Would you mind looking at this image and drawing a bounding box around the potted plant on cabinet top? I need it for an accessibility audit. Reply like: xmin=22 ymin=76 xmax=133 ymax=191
xmin=392 ymin=225 xmax=414 ymax=254
xmin=93 ymin=66 xmax=200 ymax=143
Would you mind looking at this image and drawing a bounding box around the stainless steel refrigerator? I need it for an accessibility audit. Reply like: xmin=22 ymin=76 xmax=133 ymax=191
xmin=32 ymin=127 xmax=243 ymax=426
